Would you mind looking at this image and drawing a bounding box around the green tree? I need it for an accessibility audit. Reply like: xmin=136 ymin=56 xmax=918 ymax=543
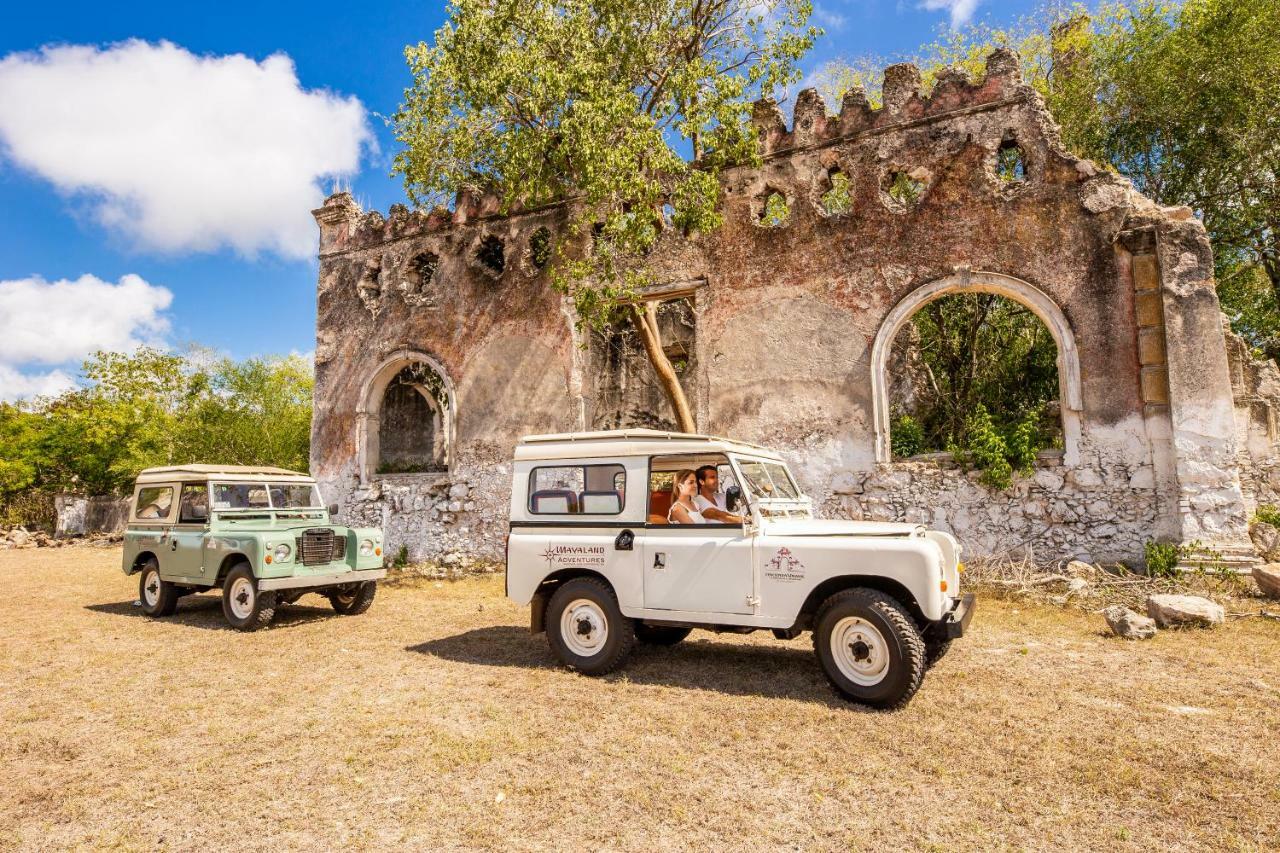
xmin=393 ymin=0 xmax=819 ymax=430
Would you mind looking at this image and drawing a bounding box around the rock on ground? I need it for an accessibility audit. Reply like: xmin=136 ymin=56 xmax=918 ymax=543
xmin=1103 ymin=605 xmax=1157 ymax=640
xmin=1253 ymin=564 xmax=1280 ymax=600
xmin=1146 ymin=594 xmax=1225 ymax=628
xmin=1250 ymin=522 xmax=1280 ymax=563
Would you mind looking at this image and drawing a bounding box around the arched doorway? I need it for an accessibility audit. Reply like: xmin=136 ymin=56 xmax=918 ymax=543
xmin=870 ymin=271 xmax=1082 ymax=466
xmin=356 ymin=350 xmax=456 ymax=484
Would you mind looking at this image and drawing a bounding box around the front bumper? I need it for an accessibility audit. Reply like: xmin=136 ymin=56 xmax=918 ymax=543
xmin=257 ymin=568 xmax=386 ymax=592
xmin=940 ymin=593 xmax=976 ymax=639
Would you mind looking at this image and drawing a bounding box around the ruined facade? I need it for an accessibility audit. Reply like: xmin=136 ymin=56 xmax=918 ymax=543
xmin=311 ymin=50 xmax=1272 ymax=567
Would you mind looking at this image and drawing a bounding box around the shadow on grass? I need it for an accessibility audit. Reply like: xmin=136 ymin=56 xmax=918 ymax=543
xmin=84 ymin=592 xmax=342 ymax=631
xmin=407 ymin=626 xmax=852 ymax=706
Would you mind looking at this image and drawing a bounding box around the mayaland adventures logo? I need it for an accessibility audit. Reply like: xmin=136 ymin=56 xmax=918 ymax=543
xmin=540 ymin=544 xmax=607 ymax=568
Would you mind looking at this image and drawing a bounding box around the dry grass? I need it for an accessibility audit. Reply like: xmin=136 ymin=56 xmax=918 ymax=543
xmin=2 ymin=547 xmax=1279 ymax=851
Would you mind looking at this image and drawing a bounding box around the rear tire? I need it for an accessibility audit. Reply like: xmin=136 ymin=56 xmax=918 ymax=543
xmin=813 ymin=588 xmax=925 ymax=709
xmin=546 ymin=577 xmax=635 ymax=676
xmin=635 ymin=624 xmax=693 ymax=646
xmin=221 ymin=564 xmax=276 ymax=631
xmin=925 ymin=636 xmax=952 ymax=668
xmin=138 ymin=559 xmax=179 ymax=617
xmin=329 ymin=582 xmax=377 ymax=615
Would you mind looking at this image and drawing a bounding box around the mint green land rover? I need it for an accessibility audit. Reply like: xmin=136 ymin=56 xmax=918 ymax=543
xmin=122 ymin=465 xmax=386 ymax=631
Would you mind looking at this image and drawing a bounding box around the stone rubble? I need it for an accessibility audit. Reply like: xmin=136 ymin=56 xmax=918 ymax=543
xmin=1252 ymin=564 xmax=1280 ymax=600
xmin=1103 ymin=605 xmax=1158 ymax=640
xmin=1145 ymin=594 xmax=1225 ymax=628
xmin=1247 ymin=522 xmax=1280 ymax=563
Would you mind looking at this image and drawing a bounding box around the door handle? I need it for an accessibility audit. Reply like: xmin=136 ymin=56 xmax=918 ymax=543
xmin=652 ymin=552 xmax=666 ymax=570
xmin=614 ymin=529 xmax=634 ymax=551
xmin=170 ymin=539 xmax=178 ymax=551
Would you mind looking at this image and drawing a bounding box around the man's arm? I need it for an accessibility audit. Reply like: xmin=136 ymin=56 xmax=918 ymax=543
xmin=694 ymin=495 xmax=742 ymax=524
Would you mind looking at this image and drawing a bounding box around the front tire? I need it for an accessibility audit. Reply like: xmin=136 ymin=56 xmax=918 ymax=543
xmin=221 ymin=564 xmax=276 ymax=631
xmin=329 ymin=582 xmax=377 ymax=615
xmin=138 ymin=559 xmax=179 ymax=617
xmin=635 ymin=624 xmax=693 ymax=646
xmin=546 ymin=577 xmax=635 ymax=676
xmin=813 ymin=588 xmax=925 ymax=709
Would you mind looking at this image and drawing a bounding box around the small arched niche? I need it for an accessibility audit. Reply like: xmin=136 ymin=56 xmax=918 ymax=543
xmin=871 ymin=272 xmax=1082 ymax=467
xmin=357 ymin=351 xmax=456 ymax=483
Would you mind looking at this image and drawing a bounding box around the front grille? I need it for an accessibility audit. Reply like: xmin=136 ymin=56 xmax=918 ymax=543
xmin=298 ymin=528 xmax=335 ymax=565
xmin=332 ymin=536 xmax=346 ymax=561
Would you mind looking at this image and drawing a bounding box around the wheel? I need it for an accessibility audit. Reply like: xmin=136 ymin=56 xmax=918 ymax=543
xmin=546 ymin=577 xmax=636 ymax=676
xmin=813 ymin=588 xmax=926 ymax=709
xmin=138 ymin=559 xmax=179 ymax=617
xmin=221 ymin=564 xmax=276 ymax=631
xmin=635 ymin=624 xmax=693 ymax=646
xmin=925 ymin=636 xmax=952 ymax=668
xmin=328 ymin=581 xmax=377 ymax=615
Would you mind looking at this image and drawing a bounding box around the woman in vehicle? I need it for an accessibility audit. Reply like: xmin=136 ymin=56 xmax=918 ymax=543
xmin=667 ymin=469 xmax=706 ymax=525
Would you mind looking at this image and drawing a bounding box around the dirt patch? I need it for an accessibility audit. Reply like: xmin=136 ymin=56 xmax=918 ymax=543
xmin=2 ymin=548 xmax=1279 ymax=850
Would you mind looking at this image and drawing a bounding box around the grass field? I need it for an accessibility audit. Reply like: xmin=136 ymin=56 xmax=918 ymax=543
xmin=2 ymin=547 xmax=1279 ymax=851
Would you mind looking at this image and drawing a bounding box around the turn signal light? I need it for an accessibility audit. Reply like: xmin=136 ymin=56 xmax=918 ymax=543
xmin=940 ymin=579 xmax=948 ymax=592
xmin=265 ymin=555 xmax=273 ymax=564
xmin=957 ymin=562 xmax=965 ymax=573
xmin=375 ymin=547 xmax=382 ymax=556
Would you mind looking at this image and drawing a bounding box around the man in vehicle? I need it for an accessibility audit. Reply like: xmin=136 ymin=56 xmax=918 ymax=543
xmin=693 ymin=465 xmax=743 ymax=524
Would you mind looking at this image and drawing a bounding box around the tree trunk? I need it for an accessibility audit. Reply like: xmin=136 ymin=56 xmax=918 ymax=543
xmin=630 ymin=302 xmax=696 ymax=433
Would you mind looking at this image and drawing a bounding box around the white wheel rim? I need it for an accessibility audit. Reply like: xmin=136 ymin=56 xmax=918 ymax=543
xmin=142 ymin=569 xmax=161 ymax=607
xmin=228 ymin=577 xmax=256 ymax=620
xmin=560 ymin=598 xmax=608 ymax=657
xmin=830 ymin=616 xmax=890 ymax=686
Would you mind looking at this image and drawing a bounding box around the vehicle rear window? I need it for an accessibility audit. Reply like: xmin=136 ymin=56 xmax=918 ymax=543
xmin=135 ymin=486 xmax=173 ymax=520
xmin=528 ymin=464 xmax=626 ymax=515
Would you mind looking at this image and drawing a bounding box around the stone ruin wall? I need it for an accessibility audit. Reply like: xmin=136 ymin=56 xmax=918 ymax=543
xmin=311 ymin=49 xmax=1272 ymax=567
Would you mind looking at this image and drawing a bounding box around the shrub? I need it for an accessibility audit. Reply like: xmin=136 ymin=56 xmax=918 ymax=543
xmin=1254 ymin=504 xmax=1280 ymax=527
xmin=891 ymin=414 xmax=925 ymax=458
xmin=393 ymin=545 xmax=410 ymax=569
xmin=1144 ymin=540 xmax=1181 ymax=577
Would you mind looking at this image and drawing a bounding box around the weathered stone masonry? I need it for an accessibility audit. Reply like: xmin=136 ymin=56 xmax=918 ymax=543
xmin=311 ymin=49 xmax=1276 ymax=566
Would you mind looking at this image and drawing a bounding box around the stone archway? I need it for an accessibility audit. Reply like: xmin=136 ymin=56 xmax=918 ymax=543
xmin=870 ymin=270 xmax=1083 ymax=465
xmin=356 ymin=349 xmax=456 ymax=484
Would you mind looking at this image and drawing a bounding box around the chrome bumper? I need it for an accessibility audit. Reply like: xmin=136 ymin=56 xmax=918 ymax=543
xmin=257 ymin=568 xmax=386 ymax=591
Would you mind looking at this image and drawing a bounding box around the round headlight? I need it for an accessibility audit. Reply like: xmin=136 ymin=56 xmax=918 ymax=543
xmin=273 ymin=543 xmax=292 ymax=562
xmin=359 ymin=539 xmax=374 ymax=557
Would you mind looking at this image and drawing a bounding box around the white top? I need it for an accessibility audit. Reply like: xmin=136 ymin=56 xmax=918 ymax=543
xmin=692 ymin=492 xmax=727 ymax=513
xmin=514 ymin=428 xmax=783 ymax=462
xmin=668 ymin=501 xmax=706 ymax=524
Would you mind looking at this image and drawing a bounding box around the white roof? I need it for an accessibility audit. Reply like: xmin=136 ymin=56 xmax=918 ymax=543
xmin=135 ymin=464 xmax=313 ymax=485
xmin=514 ymin=428 xmax=784 ymax=462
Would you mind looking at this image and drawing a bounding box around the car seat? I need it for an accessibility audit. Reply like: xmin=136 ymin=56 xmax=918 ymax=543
xmin=530 ymin=489 xmax=578 ymax=513
xmin=648 ymin=489 xmax=672 ymax=525
xmin=578 ymin=491 xmax=621 ymax=514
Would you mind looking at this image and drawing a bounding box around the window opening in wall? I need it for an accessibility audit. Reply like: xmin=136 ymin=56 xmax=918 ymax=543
xmin=820 ymin=168 xmax=853 ymax=216
xmin=528 ymin=464 xmax=626 ymax=514
xmin=755 ymin=189 xmax=791 ymax=227
xmin=996 ymin=138 xmax=1026 ymax=183
xmin=411 ymin=251 xmax=438 ymax=285
xmin=476 ymin=235 xmax=505 ymax=276
xmin=376 ymin=364 xmax=449 ymax=474
xmin=529 ymin=227 xmax=553 ymax=269
xmin=883 ymin=171 xmax=924 ymax=209
xmin=887 ymin=293 xmax=1063 ymax=487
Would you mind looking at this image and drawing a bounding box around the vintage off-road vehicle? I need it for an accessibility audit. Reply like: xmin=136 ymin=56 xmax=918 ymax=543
xmin=122 ymin=465 xmax=386 ymax=630
xmin=506 ymin=430 xmax=973 ymax=708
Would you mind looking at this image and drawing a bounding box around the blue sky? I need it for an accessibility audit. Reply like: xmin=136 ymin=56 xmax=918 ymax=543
xmin=0 ymin=0 xmax=1041 ymax=400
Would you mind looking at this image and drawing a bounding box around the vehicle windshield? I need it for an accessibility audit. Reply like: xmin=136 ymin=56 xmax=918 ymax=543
xmin=733 ymin=458 xmax=802 ymax=500
xmin=212 ymin=482 xmax=322 ymax=510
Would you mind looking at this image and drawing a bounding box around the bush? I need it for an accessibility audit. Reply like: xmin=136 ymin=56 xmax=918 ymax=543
xmin=890 ymin=414 xmax=925 ymax=458
xmin=1144 ymin=540 xmax=1181 ymax=578
xmin=1254 ymin=504 xmax=1280 ymax=527
xmin=393 ymin=545 xmax=410 ymax=569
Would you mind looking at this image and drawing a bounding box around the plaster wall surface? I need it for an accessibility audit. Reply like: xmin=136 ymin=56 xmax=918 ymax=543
xmin=310 ymin=49 xmax=1259 ymax=565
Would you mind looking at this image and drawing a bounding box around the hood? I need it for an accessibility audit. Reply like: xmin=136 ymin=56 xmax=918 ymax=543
xmin=760 ymin=518 xmax=924 ymax=537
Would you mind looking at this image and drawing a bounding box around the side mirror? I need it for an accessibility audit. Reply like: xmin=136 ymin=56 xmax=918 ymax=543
xmin=726 ymin=485 xmax=743 ymax=512
xmin=327 ymin=503 xmax=340 ymax=517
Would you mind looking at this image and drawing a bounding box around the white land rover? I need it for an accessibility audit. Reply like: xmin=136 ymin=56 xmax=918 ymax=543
xmin=506 ymin=429 xmax=973 ymax=709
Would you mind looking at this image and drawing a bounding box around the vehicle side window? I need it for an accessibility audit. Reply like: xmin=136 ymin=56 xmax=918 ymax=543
xmin=135 ymin=486 xmax=173 ymax=521
xmin=179 ymin=483 xmax=209 ymax=523
xmin=528 ymin=464 xmax=625 ymax=515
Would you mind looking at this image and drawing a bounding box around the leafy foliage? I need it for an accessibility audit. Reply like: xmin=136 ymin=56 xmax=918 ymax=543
xmin=890 ymin=414 xmax=924 ymax=458
xmin=884 ymin=172 xmax=923 ymax=207
xmin=759 ymin=191 xmax=791 ymax=226
xmin=0 ymin=348 xmax=314 ymax=527
xmin=1253 ymin=504 xmax=1280 ymax=528
xmin=1144 ymin=539 xmax=1181 ymax=577
xmin=820 ymin=170 xmax=852 ymax=216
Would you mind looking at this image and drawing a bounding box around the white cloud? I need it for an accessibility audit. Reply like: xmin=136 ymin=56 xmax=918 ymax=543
xmin=0 ymin=365 xmax=78 ymax=402
xmin=813 ymin=4 xmax=849 ymax=31
xmin=920 ymin=0 xmax=982 ymax=28
xmin=0 ymin=273 xmax=173 ymax=401
xmin=0 ymin=41 xmax=372 ymax=259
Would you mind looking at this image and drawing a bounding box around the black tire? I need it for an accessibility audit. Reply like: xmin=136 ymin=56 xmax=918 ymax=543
xmin=635 ymin=624 xmax=693 ymax=646
xmin=546 ymin=577 xmax=636 ymax=676
xmin=138 ymin=559 xmax=180 ymax=617
xmin=925 ymin=636 xmax=952 ymax=668
xmin=328 ymin=581 xmax=377 ymax=615
xmin=813 ymin=588 xmax=926 ymax=710
xmin=221 ymin=563 xmax=276 ymax=631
